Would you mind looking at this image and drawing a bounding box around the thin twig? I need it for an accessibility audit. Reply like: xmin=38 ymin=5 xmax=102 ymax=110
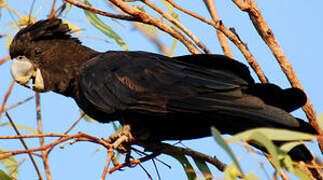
xmin=54 ymin=2 xmax=67 ymax=18
xmin=109 ymin=158 xmax=141 ymax=173
xmin=64 ymin=0 xmax=139 ymax=21
xmin=152 ymin=158 xmax=161 ymax=180
xmin=264 ymin=153 xmax=290 ymax=180
xmin=64 ymin=112 xmax=85 ymax=135
xmin=4 ymin=95 xmax=35 ymax=111
xmin=48 ymin=0 xmax=56 ymax=19
xmin=133 ymin=23 xmax=169 ymax=55
xmin=5 ymin=112 xmax=43 ymax=180
xmin=35 ymin=93 xmax=52 ymax=180
xmin=138 ymin=163 xmax=153 ymax=180
xmin=101 ymin=150 xmax=114 ymax=180
xmin=0 ymin=133 xmax=84 ymax=160
xmin=35 ymin=0 xmax=50 ymax=17
xmin=0 ymin=55 xmax=10 ymax=65
xmin=131 ymin=147 xmax=170 ymax=168
xmin=203 ymin=0 xmax=233 ymax=58
xmin=0 ymin=80 xmax=15 ymax=120
xmin=0 ymin=134 xmax=69 ymax=139
xmin=9 ymin=157 xmax=26 ymax=176
xmin=47 ymin=112 xmax=85 ymax=154
xmin=165 ymin=0 xmax=213 ymax=25
xmin=142 ymin=0 xmax=210 ymax=54
xmin=2 ymin=0 xmax=23 ymax=19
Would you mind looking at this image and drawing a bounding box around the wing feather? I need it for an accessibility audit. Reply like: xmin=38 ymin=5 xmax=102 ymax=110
xmin=79 ymin=51 xmax=299 ymax=128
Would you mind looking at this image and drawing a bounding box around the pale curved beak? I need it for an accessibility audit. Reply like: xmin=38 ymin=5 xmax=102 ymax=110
xmin=11 ymin=56 xmax=45 ymax=91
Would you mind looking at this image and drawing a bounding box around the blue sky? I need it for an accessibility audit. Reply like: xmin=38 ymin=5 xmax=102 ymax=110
xmin=0 ymin=0 xmax=322 ymax=179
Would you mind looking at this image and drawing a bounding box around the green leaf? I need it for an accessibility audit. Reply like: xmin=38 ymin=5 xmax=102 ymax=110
xmin=244 ymin=172 xmax=261 ymax=180
xmin=224 ymin=163 xmax=241 ymax=180
xmin=0 ymin=149 xmax=18 ymax=179
xmin=112 ymin=121 xmax=121 ymax=131
xmin=245 ymin=131 xmax=281 ymax=169
xmin=65 ymin=3 xmax=73 ymax=16
xmin=227 ymin=128 xmax=314 ymax=143
xmin=317 ymin=113 xmax=323 ymax=130
xmin=211 ymin=127 xmax=243 ymax=175
xmin=168 ymin=153 xmax=197 ymax=180
xmin=279 ymin=141 xmax=304 ymax=153
xmin=83 ymin=114 xmax=97 ymax=123
xmin=0 ymin=169 xmax=11 ymax=180
xmin=62 ymin=20 xmax=81 ymax=33
xmin=0 ymin=122 xmax=37 ymax=134
xmin=84 ymin=1 xmax=128 ymax=50
xmin=168 ymin=36 xmax=178 ymax=57
xmin=293 ymin=166 xmax=312 ymax=180
xmin=5 ymin=27 xmax=19 ymax=49
xmin=160 ymin=0 xmax=179 ymax=56
xmin=281 ymin=155 xmax=294 ymax=173
xmin=192 ymin=158 xmax=212 ymax=180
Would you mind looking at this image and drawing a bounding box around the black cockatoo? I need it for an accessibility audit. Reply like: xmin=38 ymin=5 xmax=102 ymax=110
xmin=9 ymin=19 xmax=316 ymax=161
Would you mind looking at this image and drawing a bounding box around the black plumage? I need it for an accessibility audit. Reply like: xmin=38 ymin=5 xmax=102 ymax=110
xmin=9 ymin=19 xmax=316 ymax=161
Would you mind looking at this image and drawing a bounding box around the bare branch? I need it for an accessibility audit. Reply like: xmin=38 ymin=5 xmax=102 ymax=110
xmin=6 ymin=112 xmax=43 ymax=180
xmin=64 ymin=0 xmax=139 ymax=21
xmin=48 ymin=0 xmax=56 ymax=19
xmin=108 ymin=0 xmax=202 ymax=54
xmin=142 ymin=0 xmax=210 ymax=54
xmin=0 ymin=55 xmax=10 ymax=65
xmin=0 ymin=81 xmax=15 ymax=120
xmin=4 ymin=96 xmax=35 ymax=111
xmin=231 ymin=0 xmax=322 ymax=151
xmin=164 ymin=0 xmax=268 ymax=83
xmin=203 ymin=0 xmax=233 ymax=58
xmin=36 ymin=93 xmax=52 ymax=180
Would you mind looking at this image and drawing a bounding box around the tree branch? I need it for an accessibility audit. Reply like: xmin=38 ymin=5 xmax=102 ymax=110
xmin=231 ymin=0 xmax=323 ymax=152
xmin=6 ymin=112 xmax=43 ymax=180
xmin=142 ymin=0 xmax=210 ymax=54
xmin=108 ymin=0 xmax=202 ymax=54
xmin=136 ymin=141 xmax=227 ymax=172
xmin=164 ymin=0 xmax=268 ymax=83
xmin=0 ymin=55 xmax=10 ymax=65
xmin=64 ymin=0 xmax=139 ymax=21
xmin=203 ymin=0 xmax=233 ymax=58
xmin=0 ymin=80 xmax=15 ymax=120
xmin=35 ymin=93 xmax=52 ymax=180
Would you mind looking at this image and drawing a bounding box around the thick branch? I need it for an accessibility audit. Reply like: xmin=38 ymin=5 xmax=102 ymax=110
xmin=232 ymin=0 xmax=322 ymax=150
xmin=136 ymin=141 xmax=227 ymax=172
